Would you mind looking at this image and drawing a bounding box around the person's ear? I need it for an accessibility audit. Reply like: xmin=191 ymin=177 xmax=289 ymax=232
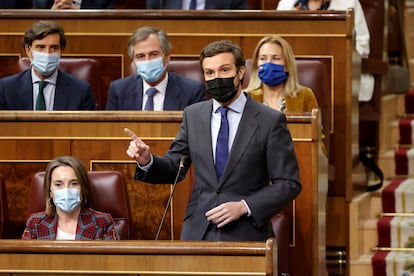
xmin=25 ymin=44 xmax=32 ymax=59
xmin=238 ymin=65 xmax=246 ymax=81
xmin=164 ymin=53 xmax=171 ymax=65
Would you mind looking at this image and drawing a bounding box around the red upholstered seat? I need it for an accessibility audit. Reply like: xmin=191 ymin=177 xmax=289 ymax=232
xmin=0 ymin=173 xmax=9 ymax=238
xmin=18 ymin=57 xmax=106 ymax=110
xmin=28 ymin=171 xmax=131 ymax=240
xmin=115 ymin=0 xmax=146 ymax=8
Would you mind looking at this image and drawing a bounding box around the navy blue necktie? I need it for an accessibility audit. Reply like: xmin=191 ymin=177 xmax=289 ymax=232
xmin=35 ymin=80 xmax=47 ymax=110
xmin=215 ymin=106 xmax=229 ymax=181
xmin=189 ymin=0 xmax=196 ymax=9
xmin=144 ymin=88 xmax=158 ymax=110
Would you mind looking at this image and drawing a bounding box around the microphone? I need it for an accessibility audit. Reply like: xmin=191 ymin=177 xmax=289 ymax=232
xmin=155 ymin=156 xmax=188 ymax=240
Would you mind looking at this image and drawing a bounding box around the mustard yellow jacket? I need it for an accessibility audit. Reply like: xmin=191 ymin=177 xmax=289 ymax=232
xmin=249 ymin=86 xmax=327 ymax=155
xmin=249 ymin=86 xmax=318 ymax=112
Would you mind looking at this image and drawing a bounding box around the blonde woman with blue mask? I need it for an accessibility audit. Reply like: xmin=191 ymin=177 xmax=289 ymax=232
xmin=246 ymin=36 xmax=318 ymax=113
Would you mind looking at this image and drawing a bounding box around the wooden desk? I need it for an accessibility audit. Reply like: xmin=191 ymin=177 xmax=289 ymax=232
xmin=0 ymin=11 xmax=358 ymax=259
xmin=0 ymin=238 xmax=277 ymax=275
xmin=0 ymin=110 xmax=324 ymax=275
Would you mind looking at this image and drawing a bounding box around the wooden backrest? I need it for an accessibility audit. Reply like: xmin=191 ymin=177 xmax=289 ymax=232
xmin=0 ymin=173 xmax=9 ymax=238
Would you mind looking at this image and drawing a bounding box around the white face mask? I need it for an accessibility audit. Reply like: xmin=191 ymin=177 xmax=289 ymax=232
xmin=53 ymin=188 xmax=81 ymax=212
xmin=31 ymin=50 xmax=60 ymax=75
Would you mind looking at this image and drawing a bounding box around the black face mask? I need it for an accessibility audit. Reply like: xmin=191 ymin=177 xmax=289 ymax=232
xmin=205 ymin=76 xmax=239 ymax=103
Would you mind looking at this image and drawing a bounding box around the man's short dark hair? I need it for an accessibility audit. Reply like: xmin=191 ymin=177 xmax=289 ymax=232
xmin=199 ymin=40 xmax=245 ymax=72
xmin=22 ymin=21 xmax=67 ymax=50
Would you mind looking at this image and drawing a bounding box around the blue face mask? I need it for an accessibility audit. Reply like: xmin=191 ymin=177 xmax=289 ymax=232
xmin=31 ymin=50 xmax=60 ymax=76
xmin=135 ymin=56 xmax=166 ymax=83
xmin=53 ymin=188 xmax=81 ymax=212
xmin=258 ymin=63 xmax=289 ymax=87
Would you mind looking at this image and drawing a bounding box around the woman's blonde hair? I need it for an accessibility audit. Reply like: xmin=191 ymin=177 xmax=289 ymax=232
xmin=246 ymin=36 xmax=303 ymax=97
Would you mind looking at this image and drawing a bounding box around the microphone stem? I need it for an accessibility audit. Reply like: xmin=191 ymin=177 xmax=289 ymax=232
xmin=155 ymin=159 xmax=184 ymax=240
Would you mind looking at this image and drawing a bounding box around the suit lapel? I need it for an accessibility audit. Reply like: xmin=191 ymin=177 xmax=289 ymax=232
xmin=21 ymin=70 xmax=35 ymax=109
xmin=131 ymin=77 xmax=144 ymax=109
xmin=219 ymin=97 xmax=259 ymax=185
xmin=53 ymin=71 xmax=71 ymax=110
xmin=196 ymin=100 xmax=218 ymax=185
xmin=36 ymin=214 xmax=58 ymax=239
xmin=204 ymin=0 xmax=214 ymax=9
xmin=165 ymin=0 xmax=182 ymax=9
xmin=76 ymin=209 xmax=97 ymax=240
xmin=163 ymin=74 xmax=180 ymax=110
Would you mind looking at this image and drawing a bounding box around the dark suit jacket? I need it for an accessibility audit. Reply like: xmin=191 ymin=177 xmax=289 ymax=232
xmin=33 ymin=0 xmax=115 ymax=9
xmin=136 ymin=94 xmax=301 ymax=241
xmin=146 ymin=0 xmax=247 ymax=9
xmin=0 ymin=69 xmax=96 ymax=110
xmin=22 ymin=208 xmax=117 ymax=240
xmin=0 ymin=0 xmax=32 ymax=8
xmin=105 ymin=72 xmax=205 ymax=110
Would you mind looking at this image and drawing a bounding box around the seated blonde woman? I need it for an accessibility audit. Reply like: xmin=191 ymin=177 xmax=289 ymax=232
xmin=246 ymin=35 xmax=318 ymax=113
xmin=246 ymin=35 xmax=327 ymax=155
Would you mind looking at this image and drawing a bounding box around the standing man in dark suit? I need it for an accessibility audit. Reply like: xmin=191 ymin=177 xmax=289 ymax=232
xmin=124 ymin=40 xmax=301 ymax=241
xmin=146 ymin=0 xmax=247 ymax=9
xmin=32 ymin=0 xmax=115 ymax=9
xmin=106 ymin=26 xmax=205 ymax=110
xmin=0 ymin=21 xmax=96 ymax=110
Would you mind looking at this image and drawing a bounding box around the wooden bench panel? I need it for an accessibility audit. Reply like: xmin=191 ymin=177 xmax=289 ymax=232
xmin=0 ymin=110 xmax=323 ymax=275
xmin=0 ymin=238 xmax=278 ymax=275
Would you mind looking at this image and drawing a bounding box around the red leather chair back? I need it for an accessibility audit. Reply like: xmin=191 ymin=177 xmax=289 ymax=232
xmin=0 ymin=173 xmax=9 ymax=238
xmin=167 ymin=60 xmax=204 ymax=83
xmin=115 ymin=0 xmax=146 ymax=8
xmin=18 ymin=57 xmax=106 ymax=110
xmin=28 ymin=171 xmax=131 ymax=240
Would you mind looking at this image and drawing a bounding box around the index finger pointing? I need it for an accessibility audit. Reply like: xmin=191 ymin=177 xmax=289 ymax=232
xmin=124 ymin=128 xmax=142 ymax=143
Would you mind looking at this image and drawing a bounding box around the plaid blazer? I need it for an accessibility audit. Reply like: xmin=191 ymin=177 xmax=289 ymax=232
xmin=22 ymin=208 xmax=117 ymax=240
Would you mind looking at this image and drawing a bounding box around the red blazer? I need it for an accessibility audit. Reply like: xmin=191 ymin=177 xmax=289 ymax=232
xmin=22 ymin=208 xmax=117 ymax=240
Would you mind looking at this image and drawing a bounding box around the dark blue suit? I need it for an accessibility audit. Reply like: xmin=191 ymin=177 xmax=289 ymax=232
xmin=0 ymin=69 xmax=96 ymax=110
xmin=106 ymin=72 xmax=205 ymax=110
xmin=146 ymin=0 xmax=247 ymax=9
xmin=32 ymin=0 xmax=115 ymax=9
xmin=0 ymin=0 xmax=31 ymax=8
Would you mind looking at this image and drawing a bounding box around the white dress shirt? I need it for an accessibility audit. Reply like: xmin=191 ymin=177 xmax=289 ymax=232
xmin=181 ymin=0 xmax=206 ymax=9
